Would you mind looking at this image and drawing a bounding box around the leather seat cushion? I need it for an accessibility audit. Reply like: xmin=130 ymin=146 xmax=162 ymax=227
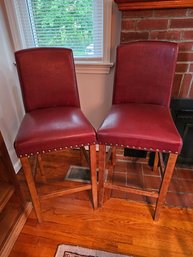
xmin=97 ymin=103 xmax=182 ymax=154
xmin=15 ymin=107 xmax=96 ymax=156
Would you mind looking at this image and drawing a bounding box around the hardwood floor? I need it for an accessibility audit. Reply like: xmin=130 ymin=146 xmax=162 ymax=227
xmin=9 ymin=150 xmax=193 ymax=257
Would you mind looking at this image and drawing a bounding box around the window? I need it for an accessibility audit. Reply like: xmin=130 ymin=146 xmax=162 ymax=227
xmin=4 ymin=0 xmax=113 ymax=73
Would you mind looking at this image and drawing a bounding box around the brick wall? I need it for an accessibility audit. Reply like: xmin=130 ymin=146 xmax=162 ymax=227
xmin=121 ymin=8 xmax=193 ymax=98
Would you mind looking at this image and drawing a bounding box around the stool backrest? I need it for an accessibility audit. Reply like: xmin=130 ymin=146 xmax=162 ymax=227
xmin=15 ymin=47 xmax=80 ymax=112
xmin=113 ymin=41 xmax=178 ymax=107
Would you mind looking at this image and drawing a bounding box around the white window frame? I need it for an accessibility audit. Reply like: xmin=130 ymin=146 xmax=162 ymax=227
xmin=4 ymin=0 xmax=113 ymax=74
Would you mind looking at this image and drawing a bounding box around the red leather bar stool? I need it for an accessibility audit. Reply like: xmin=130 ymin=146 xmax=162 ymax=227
xmin=14 ymin=47 xmax=97 ymax=223
xmin=97 ymin=41 xmax=182 ymax=221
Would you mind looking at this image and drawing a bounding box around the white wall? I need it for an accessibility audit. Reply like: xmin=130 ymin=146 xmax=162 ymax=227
xmin=0 ymin=1 xmax=24 ymax=171
xmin=77 ymin=2 xmax=121 ymax=129
xmin=0 ymin=1 xmax=121 ymax=171
xmin=77 ymin=72 xmax=113 ymax=129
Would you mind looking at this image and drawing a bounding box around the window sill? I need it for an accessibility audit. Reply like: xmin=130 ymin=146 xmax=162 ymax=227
xmin=75 ymin=62 xmax=114 ymax=74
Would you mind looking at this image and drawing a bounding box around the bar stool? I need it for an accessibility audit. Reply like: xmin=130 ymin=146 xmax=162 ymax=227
xmin=14 ymin=47 xmax=98 ymax=222
xmin=97 ymin=41 xmax=182 ymax=220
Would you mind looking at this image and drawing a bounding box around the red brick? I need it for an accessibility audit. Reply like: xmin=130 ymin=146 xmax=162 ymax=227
xmin=189 ymin=64 xmax=193 ymax=72
xmin=154 ymin=8 xmax=188 ymax=17
xmin=187 ymin=8 xmax=193 ymax=16
xmin=127 ymin=173 xmax=143 ymax=188
xmin=128 ymin=162 xmax=142 ymax=174
xmin=122 ymin=10 xmax=153 ymax=19
xmin=143 ymin=163 xmax=160 ymax=176
xmin=188 ymin=83 xmax=193 ymax=98
xmin=144 ymin=176 xmax=161 ymax=190
xmin=170 ymin=18 xmax=193 ymax=28
xmin=182 ymin=30 xmax=193 ymax=40
xmin=176 ymin=63 xmax=189 ymax=73
xmin=179 ymin=180 xmax=193 ymax=194
xmin=177 ymin=168 xmax=193 ymax=180
xmin=113 ymin=172 xmax=127 ymax=186
xmin=137 ymin=19 xmax=168 ymax=30
xmin=183 ymin=194 xmax=193 ymax=209
xmin=121 ymin=20 xmax=136 ymax=30
xmin=171 ymin=74 xmax=183 ymax=97
xmin=179 ymin=42 xmax=193 ymax=51
xmin=168 ymin=178 xmax=182 ymax=193
xmin=178 ymin=52 xmax=193 ymax=62
xmin=121 ymin=31 xmax=149 ymax=42
xmin=179 ymin=73 xmax=192 ymax=97
xmin=166 ymin=192 xmax=186 ymax=208
xmin=150 ymin=31 xmax=181 ymax=41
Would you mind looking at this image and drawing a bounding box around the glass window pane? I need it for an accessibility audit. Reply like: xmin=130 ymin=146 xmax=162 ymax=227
xmin=24 ymin=0 xmax=103 ymax=58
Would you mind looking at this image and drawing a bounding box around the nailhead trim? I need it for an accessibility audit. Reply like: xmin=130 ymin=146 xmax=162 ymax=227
xmin=99 ymin=142 xmax=179 ymax=154
xmin=19 ymin=142 xmax=96 ymax=158
xmin=19 ymin=141 xmax=178 ymax=157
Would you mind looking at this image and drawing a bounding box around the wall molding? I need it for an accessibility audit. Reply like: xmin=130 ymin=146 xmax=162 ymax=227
xmin=114 ymin=0 xmax=193 ymax=10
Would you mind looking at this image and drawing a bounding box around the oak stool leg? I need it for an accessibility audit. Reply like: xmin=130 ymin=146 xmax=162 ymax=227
xmin=98 ymin=145 xmax=106 ymax=207
xmin=153 ymin=151 xmax=159 ymax=173
xmin=89 ymin=145 xmax=98 ymax=209
xmin=21 ymin=156 xmax=42 ymax=223
xmin=154 ymin=153 xmax=178 ymax=221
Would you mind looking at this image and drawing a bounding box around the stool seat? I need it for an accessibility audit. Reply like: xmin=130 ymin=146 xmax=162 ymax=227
xmin=97 ymin=103 xmax=182 ymax=154
xmin=15 ymin=107 xmax=96 ymax=157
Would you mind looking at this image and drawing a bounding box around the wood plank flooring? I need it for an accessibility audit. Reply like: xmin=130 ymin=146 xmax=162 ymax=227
xmin=9 ymin=150 xmax=193 ymax=257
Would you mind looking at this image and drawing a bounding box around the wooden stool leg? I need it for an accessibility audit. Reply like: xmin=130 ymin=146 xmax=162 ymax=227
xmin=153 ymin=151 xmax=159 ymax=172
xmin=154 ymin=153 xmax=178 ymax=221
xmin=80 ymin=146 xmax=90 ymax=166
xmin=104 ymin=146 xmax=116 ymax=202
xmin=80 ymin=147 xmax=84 ymax=166
xmin=20 ymin=156 xmax=42 ymax=223
xmin=37 ymin=154 xmax=47 ymax=183
xmin=89 ymin=145 xmax=97 ymax=209
xmin=112 ymin=146 xmax=116 ymax=166
xmin=98 ymin=144 xmax=106 ymax=207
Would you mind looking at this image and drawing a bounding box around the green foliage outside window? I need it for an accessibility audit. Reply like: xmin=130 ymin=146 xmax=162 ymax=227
xmin=30 ymin=0 xmax=93 ymax=56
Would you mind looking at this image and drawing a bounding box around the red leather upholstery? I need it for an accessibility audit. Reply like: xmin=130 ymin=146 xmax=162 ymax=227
xmin=14 ymin=48 xmax=96 ymax=157
xmin=113 ymin=41 xmax=178 ymax=107
xmin=15 ymin=107 xmax=96 ymax=157
xmin=15 ymin=48 xmax=80 ymax=112
xmin=97 ymin=103 xmax=182 ymax=153
xmin=97 ymin=41 xmax=182 ymax=154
